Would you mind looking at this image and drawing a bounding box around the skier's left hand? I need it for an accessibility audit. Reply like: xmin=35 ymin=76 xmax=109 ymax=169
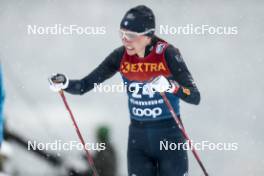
xmin=149 ymin=75 xmax=180 ymax=93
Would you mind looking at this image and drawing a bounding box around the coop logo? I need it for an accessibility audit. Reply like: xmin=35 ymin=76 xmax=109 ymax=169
xmin=132 ymin=107 xmax=162 ymax=118
xmin=121 ymin=62 xmax=166 ymax=73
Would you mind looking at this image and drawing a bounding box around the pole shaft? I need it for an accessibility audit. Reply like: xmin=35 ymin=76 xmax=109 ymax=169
xmin=59 ymin=91 xmax=99 ymax=176
xmin=160 ymin=92 xmax=209 ymax=176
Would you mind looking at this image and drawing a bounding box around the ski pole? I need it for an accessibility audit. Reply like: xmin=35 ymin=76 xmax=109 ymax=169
xmin=59 ymin=90 xmax=99 ymax=176
xmin=160 ymin=92 xmax=209 ymax=176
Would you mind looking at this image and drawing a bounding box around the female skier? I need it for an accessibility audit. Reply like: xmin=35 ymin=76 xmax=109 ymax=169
xmin=49 ymin=5 xmax=200 ymax=176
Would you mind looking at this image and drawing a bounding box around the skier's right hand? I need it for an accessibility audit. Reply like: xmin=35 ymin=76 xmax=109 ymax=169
xmin=48 ymin=73 xmax=69 ymax=92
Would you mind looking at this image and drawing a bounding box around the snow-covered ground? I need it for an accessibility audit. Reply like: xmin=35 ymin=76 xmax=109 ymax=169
xmin=0 ymin=0 xmax=264 ymax=175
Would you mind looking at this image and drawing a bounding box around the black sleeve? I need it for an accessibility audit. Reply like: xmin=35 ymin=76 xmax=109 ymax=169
xmin=165 ymin=45 xmax=201 ymax=105
xmin=65 ymin=46 xmax=125 ymax=95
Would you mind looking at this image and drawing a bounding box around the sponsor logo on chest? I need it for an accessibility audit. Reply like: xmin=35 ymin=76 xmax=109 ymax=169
xmin=121 ymin=61 xmax=166 ymax=73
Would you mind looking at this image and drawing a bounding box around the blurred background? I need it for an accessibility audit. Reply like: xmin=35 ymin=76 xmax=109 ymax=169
xmin=0 ymin=0 xmax=263 ymax=175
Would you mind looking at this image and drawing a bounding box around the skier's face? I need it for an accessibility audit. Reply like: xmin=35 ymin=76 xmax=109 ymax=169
xmin=120 ymin=29 xmax=151 ymax=57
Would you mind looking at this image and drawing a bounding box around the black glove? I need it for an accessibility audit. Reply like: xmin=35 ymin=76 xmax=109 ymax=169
xmin=48 ymin=73 xmax=69 ymax=92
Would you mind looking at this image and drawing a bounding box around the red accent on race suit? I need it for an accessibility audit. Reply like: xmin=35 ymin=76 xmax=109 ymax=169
xmin=119 ymin=41 xmax=172 ymax=81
